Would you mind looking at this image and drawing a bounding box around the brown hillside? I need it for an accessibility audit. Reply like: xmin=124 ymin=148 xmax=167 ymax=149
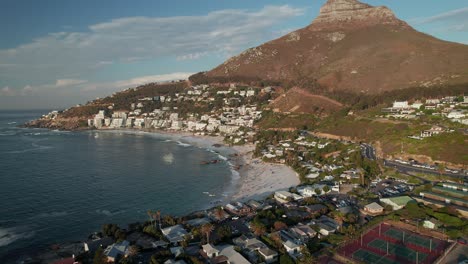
xmin=206 ymin=0 xmax=468 ymax=94
xmin=270 ymin=87 xmax=343 ymax=114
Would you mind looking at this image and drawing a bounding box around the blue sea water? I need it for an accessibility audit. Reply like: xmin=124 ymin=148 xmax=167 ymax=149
xmin=0 ymin=110 xmax=234 ymax=262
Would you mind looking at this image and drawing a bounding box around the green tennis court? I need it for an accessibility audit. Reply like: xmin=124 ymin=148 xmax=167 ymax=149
xmin=353 ymin=249 xmax=399 ymax=264
xmin=385 ymin=228 xmax=438 ymax=249
xmin=368 ymin=238 xmax=427 ymax=262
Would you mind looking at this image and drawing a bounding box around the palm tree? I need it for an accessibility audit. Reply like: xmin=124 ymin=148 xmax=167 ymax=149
xmin=214 ymin=207 xmax=224 ymax=221
xmin=154 ymin=210 xmax=162 ymax=230
xmin=201 ymin=223 xmax=214 ymax=244
xmin=128 ymin=245 xmax=139 ymax=257
xmin=147 ymin=210 xmax=154 ymax=226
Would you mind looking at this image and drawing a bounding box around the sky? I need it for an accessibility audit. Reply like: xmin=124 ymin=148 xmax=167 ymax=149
xmin=0 ymin=0 xmax=467 ymax=110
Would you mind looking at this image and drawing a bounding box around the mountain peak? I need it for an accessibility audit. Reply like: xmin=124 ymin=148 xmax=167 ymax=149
xmin=311 ymin=0 xmax=406 ymax=30
xmin=320 ymin=0 xmax=371 ymax=14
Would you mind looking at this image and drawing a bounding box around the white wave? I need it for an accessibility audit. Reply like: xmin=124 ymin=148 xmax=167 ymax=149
xmin=7 ymin=122 xmax=17 ymax=125
xmin=0 ymin=227 xmax=35 ymax=247
xmin=35 ymin=211 xmax=68 ymax=218
xmin=6 ymin=143 xmax=53 ymax=154
xmin=163 ymin=153 xmax=174 ymax=164
xmin=95 ymin=209 xmax=125 ymax=217
xmin=0 ymin=132 xmax=16 ymax=136
xmin=176 ymin=141 xmax=191 ymax=147
xmin=217 ymin=154 xmax=228 ymax=161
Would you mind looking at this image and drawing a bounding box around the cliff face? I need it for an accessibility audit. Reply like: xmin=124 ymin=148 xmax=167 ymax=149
xmin=205 ymin=0 xmax=468 ymax=94
xmin=311 ymin=0 xmax=409 ymax=30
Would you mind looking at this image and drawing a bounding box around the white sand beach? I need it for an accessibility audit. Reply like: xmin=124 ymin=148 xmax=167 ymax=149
xmin=229 ymin=144 xmax=300 ymax=201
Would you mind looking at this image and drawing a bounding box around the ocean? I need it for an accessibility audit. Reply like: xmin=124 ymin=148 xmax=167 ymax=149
xmin=0 ymin=110 xmax=235 ymax=262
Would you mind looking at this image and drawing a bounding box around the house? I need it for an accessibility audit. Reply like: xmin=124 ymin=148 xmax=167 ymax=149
xmin=421 ymin=126 xmax=445 ymax=138
xmin=364 ymin=202 xmax=384 ymax=214
xmin=274 ymin=191 xmax=302 ymax=203
xmin=283 ymin=240 xmax=302 ymax=256
xmin=447 ymin=110 xmax=466 ymax=119
xmin=202 ymin=243 xmax=220 ymax=258
xmin=423 ymin=218 xmax=441 ymax=229
xmin=303 ymin=204 xmax=327 ymax=214
xmin=315 ymin=215 xmax=340 ymax=236
xmin=161 ymin=225 xmax=189 ymax=244
xmin=393 ymin=101 xmax=409 ymax=109
xmin=164 ymin=260 xmax=187 ymax=264
xmin=258 ymin=247 xmax=278 ymax=263
xmin=233 ymin=235 xmax=266 ymax=251
xmin=103 ymin=240 xmax=130 ymax=262
xmin=289 ymin=224 xmax=317 ymax=241
xmin=317 ymin=223 xmax=336 ymax=236
xmin=380 ymin=196 xmax=414 ymax=210
xmin=217 ymin=245 xmax=252 ymax=264
xmin=299 ymin=184 xmax=331 ymax=197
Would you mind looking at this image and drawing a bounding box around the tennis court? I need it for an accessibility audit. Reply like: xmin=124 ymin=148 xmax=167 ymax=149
xmin=385 ymin=227 xmax=438 ymax=250
xmin=368 ymin=238 xmax=427 ymax=263
xmin=353 ymin=249 xmax=399 ymax=264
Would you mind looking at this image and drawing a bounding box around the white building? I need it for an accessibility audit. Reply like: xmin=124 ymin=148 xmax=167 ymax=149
xmin=393 ymin=101 xmax=409 ymax=109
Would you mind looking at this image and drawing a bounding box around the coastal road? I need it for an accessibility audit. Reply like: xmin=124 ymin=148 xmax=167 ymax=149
xmin=383 ymin=160 xmax=467 ymax=181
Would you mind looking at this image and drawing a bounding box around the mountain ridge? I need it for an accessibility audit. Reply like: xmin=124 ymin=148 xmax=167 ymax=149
xmin=204 ymin=0 xmax=468 ymax=94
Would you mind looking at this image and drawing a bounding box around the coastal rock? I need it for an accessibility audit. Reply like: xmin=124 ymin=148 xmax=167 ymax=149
xmin=24 ymin=117 xmax=89 ymax=130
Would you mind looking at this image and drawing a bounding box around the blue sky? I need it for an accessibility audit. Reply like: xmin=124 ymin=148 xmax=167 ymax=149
xmin=0 ymin=0 xmax=467 ymax=109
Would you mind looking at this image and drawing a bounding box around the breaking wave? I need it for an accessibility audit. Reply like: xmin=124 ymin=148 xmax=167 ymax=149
xmin=0 ymin=227 xmax=35 ymax=247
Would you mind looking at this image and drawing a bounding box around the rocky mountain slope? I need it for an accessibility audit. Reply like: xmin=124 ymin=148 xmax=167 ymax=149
xmin=206 ymin=0 xmax=468 ymax=94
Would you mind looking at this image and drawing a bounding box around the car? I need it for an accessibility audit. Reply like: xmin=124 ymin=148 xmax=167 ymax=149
xmin=231 ymin=216 xmax=239 ymax=220
xmin=457 ymin=238 xmax=467 ymax=245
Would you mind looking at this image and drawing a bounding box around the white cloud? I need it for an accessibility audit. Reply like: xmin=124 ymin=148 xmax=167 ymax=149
xmin=0 ymin=5 xmax=305 ymax=87
xmin=176 ymin=52 xmax=207 ymax=61
xmin=410 ymin=7 xmax=468 ymax=35
xmin=55 ymin=79 xmax=88 ymax=87
xmin=0 ymin=72 xmax=194 ymax=109
xmin=0 ymin=86 xmax=15 ymax=96
xmin=80 ymin=72 xmax=194 ymax=92
xmin=411 ymin=7 xmax=468 ymax=25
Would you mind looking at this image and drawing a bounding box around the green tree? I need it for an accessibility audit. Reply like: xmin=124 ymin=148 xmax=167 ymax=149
xmin=93 ymin=247 xmax=107 ymax=264
xmin=201 ymin=223 xmax=214 ymax=244
xmin=279 ymin=254 xmax=295 ymax=264
xmin=314 ymin=188 xmax=322 ymax=196
xmin=149 ymin=255 xmax=159 ymax=264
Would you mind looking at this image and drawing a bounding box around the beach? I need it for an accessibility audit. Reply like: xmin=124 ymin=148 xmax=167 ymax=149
xmin=144 ymin=130 xmax=301 ymax=202
xmin=95 ymin=128 xmax=300 ymax=203
xmin=230 ymin=144 xmax=300 ymax=201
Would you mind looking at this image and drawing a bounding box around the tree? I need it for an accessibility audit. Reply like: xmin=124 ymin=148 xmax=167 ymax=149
xmin=323 ymin=185 xmax=330 ymax=193
xmin=214 ymin=207 xmax=225 ymax=221
xmin=273 ymin=221 xmax=288 ymax=231
xmin=251 ymin=221 xmax=267 ymax=236
xmin=437 ymin=163 xmax=446 ymax=180
xmin=128 ymin=245 xmax=139 ymax=256
xmin=314 ymin=188 xmax=322 ymax=196
xmin=93 ymin=247 xmax=107 ymax=264
xmin=279 ymin=254 xmax=295 ymax=264
xmin=217 ymin=225 xmax=232 ymax=241
xmin=149 ymin=255 xmax=160 ymax=264
xmin=201 ymin=223 xmax=214 ymax=244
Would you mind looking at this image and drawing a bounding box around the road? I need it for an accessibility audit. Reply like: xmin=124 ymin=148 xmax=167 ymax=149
xmin=383 ymin=160 xmax=467 ymax=180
